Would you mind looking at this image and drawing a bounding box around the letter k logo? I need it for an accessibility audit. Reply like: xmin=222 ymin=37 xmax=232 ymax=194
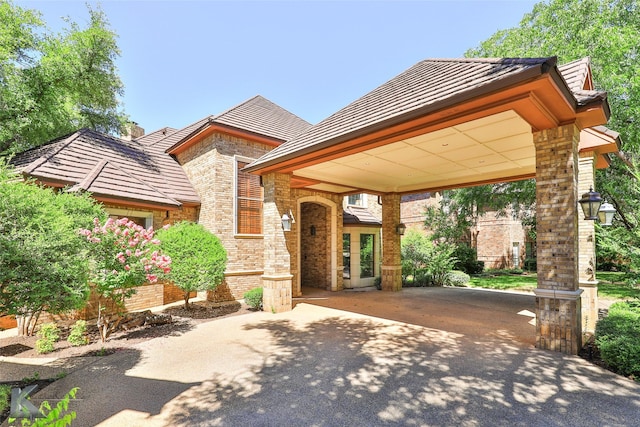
xmin=10 ymin=385 xmax=42 ymax=418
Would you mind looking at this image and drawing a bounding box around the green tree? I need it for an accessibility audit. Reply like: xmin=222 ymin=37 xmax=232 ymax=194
xmin=157 ymin=221 xmax=227 ymax=309
xmin=0 ymin=161 xmax=105 ymax=335
xmin=450 ymin=0 xmax=640 ymax=271
xmin=0 ymin=1 xmax=126 ymax=154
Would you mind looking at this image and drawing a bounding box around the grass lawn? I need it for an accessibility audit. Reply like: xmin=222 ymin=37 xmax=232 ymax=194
xmin=468 ymin=270 xmax=640 ymax=300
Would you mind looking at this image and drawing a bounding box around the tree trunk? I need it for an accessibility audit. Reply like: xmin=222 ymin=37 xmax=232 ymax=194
xmin=183 ymin=292 xmax=190 ymax=310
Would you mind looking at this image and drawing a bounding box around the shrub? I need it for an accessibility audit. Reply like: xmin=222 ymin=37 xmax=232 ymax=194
xmin=453 ymin=244 xmax=484 ymax=274
xmin=157 ymin=221 xmax=227 ymax=309
xmin=244 ymin=288 xmax=263 ymax=311
xmin=524 ymin=258 xmax=537 ymax=272
xmin=9 ymin=387 xmax=78 ymax=426
xmin=0 ymin=384 xmax=10 ymax=415
xmin=595 ymin=301 xmax=640 ymax=380
xmin=446 ymin=270 xmax=471 ymax=287
xmin=67 ymin=320 xmax=89 ymax=346
xmin=0 ymin=161 xmax=105 ymax=336
xmin=401 ymin=229 xmax=432 ymax=282
xmin=374 ymin=276 xmax=382 ymax=290
xmin=428 ymin=242 xmax=457 ymax=286
xmin=36 ymin=322 xmax=60 ymax=354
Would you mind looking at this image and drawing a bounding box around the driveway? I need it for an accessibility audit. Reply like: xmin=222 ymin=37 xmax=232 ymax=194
xmin=5 ymin=287 xmax=640 ymax=426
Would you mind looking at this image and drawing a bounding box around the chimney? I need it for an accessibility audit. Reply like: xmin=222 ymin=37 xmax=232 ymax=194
xmin=122 ymin=122 xmax=145 ymax=141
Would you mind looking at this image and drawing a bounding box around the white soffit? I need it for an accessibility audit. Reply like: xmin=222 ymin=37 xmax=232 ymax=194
xmin=294 ymin=110 xmax=534 ymax=193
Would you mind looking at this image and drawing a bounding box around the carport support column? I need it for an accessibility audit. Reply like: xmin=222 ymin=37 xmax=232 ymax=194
xmin=381 ymin=193 xmax=402 ymax=291
xmin=262 ymin=172 xmax=294 ymax=313
xmin=534 ymin=124 xmax=583 ymax=354
xmin=578 ymin=151 xmax=598 ymax=334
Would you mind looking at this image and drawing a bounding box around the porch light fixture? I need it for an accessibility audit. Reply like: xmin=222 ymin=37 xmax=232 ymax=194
xmin=281 ymin=209 xmax=295 ymax=232
xmin=598 ymin=201 xmax=616 ymax=226
xmin=578 ymin=187 xmax=603 ymax=221
xmin=396 ymin=223 xmax=406 ymax=235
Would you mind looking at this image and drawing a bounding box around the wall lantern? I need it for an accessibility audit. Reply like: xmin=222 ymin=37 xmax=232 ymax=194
xmin=578 ymin=187 xmax=603 ymax=221
xmin=310 ymin=225 xmax=316 ymax=236
xmin=598 ymin=201 xmax=616 ymax=226
xmin=281 ymin=210 xmax=295 ymax=232
xmin=396 ymin=223 xmax=406 ymax=235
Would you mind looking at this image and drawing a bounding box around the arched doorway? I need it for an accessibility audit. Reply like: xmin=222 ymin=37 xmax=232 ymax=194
xmin=295 ymin=195 xmax=339 ymax=296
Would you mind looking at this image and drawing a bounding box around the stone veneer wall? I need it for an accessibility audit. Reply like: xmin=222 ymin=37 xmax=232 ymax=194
xmin=176 ymin=133 xmax=274 ymax=301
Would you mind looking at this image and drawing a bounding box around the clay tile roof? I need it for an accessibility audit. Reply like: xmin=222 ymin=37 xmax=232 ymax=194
xmin=166 ymin=95 xmax=311 ymax=153
xmin=10 ymin=128 xmax=199 ymax=208
xmin=214 ymin=95 xmax=311 ymax=141
xmin=245 ymin=57 xmax=559 ymax=172
xmin=558 ymin=57 xmax=592 ymax=92
xmin=343 ymin=206 xmax=382 ymax=226
xmin=558 ymin=57 xmax=607 ymax=107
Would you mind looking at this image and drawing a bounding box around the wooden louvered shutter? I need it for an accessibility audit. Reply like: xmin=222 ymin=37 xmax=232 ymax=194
xmin=237 ymin=161 xmax=263 ymax=234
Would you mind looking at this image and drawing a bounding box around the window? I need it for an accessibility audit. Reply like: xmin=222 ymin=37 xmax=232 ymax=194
xmin=347 ymin=193 xmax=365 ymax=207
xmin=106 ymin=208 xmax=153 ymax=228
xmin=360 ymin=234 xmax=374 ymax=278
xmin=236 ymin=159 xmax=263 ymax=235
xmin=343 ymin=234 xmax=351 ymax=279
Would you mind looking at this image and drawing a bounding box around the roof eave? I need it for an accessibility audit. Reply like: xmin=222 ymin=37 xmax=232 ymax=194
xmin=244 ymin=59 xmax=560 ymax=174
xmin=167 ymin=122 xmax=285 ymax=155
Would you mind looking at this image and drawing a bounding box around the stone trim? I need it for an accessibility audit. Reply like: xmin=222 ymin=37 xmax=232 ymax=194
xmin=579 ymin=280 xmax=598 ymax=287
xmin=225 ymin=270 xmax=264 ymax=277
xmin=533 ymin=288 xmax=583 ymax=300
xmin=262 ymin=274 xmax=294 ymax=281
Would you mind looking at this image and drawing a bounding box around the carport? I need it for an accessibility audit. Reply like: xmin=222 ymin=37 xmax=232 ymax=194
xmin=245 ymin=57 xmax=620 ymax=355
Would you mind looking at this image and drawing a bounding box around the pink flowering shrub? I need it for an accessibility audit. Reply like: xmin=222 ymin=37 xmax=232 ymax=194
xmin=81 ymin=217 xmax=171 ymax=310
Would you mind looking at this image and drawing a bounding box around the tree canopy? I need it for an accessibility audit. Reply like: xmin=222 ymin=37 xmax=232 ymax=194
xmin=0 ymin=1 xmax=126 ymax=154
xmin=432 ymin=0 xmax=640 ymax=270
xmin=157 ymin=221 xmax=228 ymax=308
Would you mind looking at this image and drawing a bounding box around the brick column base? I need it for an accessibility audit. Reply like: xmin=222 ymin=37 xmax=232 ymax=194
xmin=381 ymin=265 xmax=402 ymax=291
xmin=580 ymin=281 xmax=598 ymax=334
xmin=263 ymin=274 xmax=293 ymax=313
xmin=534 ymin=288 xmax=583 ymax=354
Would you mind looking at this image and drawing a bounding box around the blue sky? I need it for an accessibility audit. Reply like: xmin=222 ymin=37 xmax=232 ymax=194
xmin=26 ymin=0 xmax=539 ymax=133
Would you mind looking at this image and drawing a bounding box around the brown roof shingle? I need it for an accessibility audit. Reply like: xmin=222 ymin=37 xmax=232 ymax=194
xmin=11 ymin=129 xmax=199 ymax=208
xmin=246 ymin=57 xmax=604 ymax=172
xmin=165 ymin=95 xmax=312 ymax=153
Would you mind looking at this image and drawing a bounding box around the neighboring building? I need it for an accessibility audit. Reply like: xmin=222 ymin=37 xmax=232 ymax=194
xmin=399 ymin=191 xmax=532 ymax=270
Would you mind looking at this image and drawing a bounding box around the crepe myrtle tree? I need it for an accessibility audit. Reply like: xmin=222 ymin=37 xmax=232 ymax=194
xmin=156 ymin=221 xmax=227 ymax=309
xmin=81 ymin=217 xmax=171 ymax=341
xmin=0 ymin=161 xmax=105 ymax=336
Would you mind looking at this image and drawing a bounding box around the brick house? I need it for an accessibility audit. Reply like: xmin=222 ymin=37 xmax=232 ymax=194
xmin=8 ymin=57 xmax=621 ymax=354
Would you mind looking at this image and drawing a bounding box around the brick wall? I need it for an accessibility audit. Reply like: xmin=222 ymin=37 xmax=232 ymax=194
xmin=301 ymin=202 xmax=329 ymax=288
xmin=476 ymin=211 xmax=527 ymax=269
xmin=534 ymin=124 xmax=582 ymax=354
xmin=381 ymin=193 xmax=402 ymax=291
xmin=176 ymin=132 xmax=274 ymax=301
xmin=401 ymin=192 xmax=440 ymax=231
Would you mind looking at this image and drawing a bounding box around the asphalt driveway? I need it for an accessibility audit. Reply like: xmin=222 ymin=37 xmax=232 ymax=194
xmin=4 ymin=287 xmax=640 ymax=426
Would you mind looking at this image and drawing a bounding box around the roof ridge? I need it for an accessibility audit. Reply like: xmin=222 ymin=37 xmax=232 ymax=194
xmin=212 ymin=95 xmax=264 ymax=121
xmin=89 ymin=160 xmax=182 ymax=206
xmin=73 ymin=159 xmax=109 ymax=191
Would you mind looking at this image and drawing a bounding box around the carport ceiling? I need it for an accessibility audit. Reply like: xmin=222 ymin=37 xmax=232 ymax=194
xmin=296 ymin=110 xmax=533 ymax=194
xmin=246 ymin=57 xmax=612 ymax=195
